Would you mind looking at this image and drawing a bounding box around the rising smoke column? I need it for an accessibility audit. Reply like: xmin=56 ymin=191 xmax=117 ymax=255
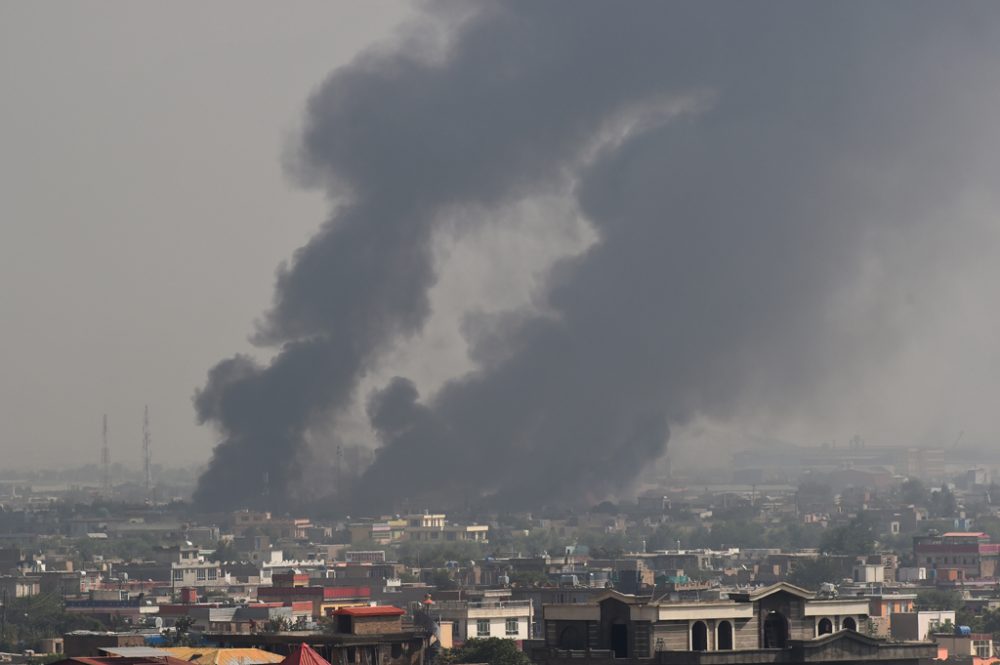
xmin=197 ymin=2 xmax=1000 ymax=510
xmin=357 ymin=3 xmax=1000 ymax=509
xmin=194 ymin=2 xmax=703 ymax=509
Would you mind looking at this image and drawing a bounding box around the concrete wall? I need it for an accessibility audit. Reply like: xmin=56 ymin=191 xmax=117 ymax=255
xmin=890 ymin=610 xmax=955 ymax=641
xmin=63 ymin=634 xmax=146 ymax=657
xmin=352 ymin=616 xmax=403 ymax=635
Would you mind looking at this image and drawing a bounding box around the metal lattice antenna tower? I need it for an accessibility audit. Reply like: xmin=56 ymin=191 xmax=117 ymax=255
xmin=142 ymin=405 xmax=152 ymax=496
xmin=101 ymin=414 xmax=111 ymax=496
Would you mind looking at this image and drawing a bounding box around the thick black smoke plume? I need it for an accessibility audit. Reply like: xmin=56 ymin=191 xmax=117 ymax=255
xmin=196 ymin=2 xmax=1000 ymax=510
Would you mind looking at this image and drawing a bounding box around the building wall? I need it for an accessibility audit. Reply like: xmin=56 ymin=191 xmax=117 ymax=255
xmin=63 ymin=634 xmax=146 ymax=657
xmin=457 ymin=615 xmax=529 ymax=641
xmin=756 ymin=592 xmax=812 ymax=642
xmin=546 ymin=619 xmax=592 ymax=650
xmin=652 ymin=622 xmax=688 ymax=651
xmin=733 ymin=616 xmax=759 ymax=649
xmin=352 ymin=616 xmax=404 ymax=635
xmin=890 ymin=611 xmax=955 ymax=641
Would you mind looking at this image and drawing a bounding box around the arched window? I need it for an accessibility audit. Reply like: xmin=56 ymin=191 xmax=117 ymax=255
xmin=763 ymin=612 xmax=789 ymax=649
xmin=692 ymin=621 xmax=709 ymax=651
xmin=842 ymin=617 xmax=857 ymax=631
xmin=818 ymin=618 xmax=833 ymax=635
xmin=717 ymin=620 xmax=734 ymax=650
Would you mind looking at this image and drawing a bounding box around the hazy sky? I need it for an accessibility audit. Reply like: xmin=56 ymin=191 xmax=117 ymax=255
xmin=0 ymin=2 xmax=413 ymax=468
xmin=4 ymin=2 xmax=1000 ymax=489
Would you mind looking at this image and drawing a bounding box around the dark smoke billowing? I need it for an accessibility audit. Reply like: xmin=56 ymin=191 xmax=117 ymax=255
xmin=195 ymin=2 xmax=1000 ymax=510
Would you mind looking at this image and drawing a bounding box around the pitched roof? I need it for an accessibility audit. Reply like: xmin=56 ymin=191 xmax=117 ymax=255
xmin=279 ymin=644 xmax=330 ymax=665
xmin=593 ymin=589 xmax=654 ymax=606
xmin=164 ymin=648 xmax=284 ymax=665
xmin=99 ymin=649 xmax=174 ymax=658
xmin=333 ymin=606 xmax=405 ymax=617
xmin=58 ymin=657 xmax=193 ymax=665
xmin=729 ymin=582 xmax=816 ymax=602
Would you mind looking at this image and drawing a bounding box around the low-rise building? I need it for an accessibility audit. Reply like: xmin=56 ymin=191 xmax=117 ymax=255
xmin=256 ymin=584 xmax=371 ymax=619
xmin=889 ymin=610 xmax=956 ymax=641
xmin=424 ymin=594 xmax=532 ymax=643
xmin=206 ymin=629 xmax=428 ymax=665
xmin=913 ymin=531 xmax=1000 ymax=580
xmin=533 ymin=583 xmax=933 ymax=665
xmin=402 ymin=514 xmax=489 ymax=543
xmin=542 ymin=583 xmax=869 ymax=656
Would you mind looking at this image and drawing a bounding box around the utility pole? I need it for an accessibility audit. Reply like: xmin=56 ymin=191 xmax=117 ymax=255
xmin=101 ymin=414 xmax=112 ymax=497
xmin=142 ymin=405 xmax=152 ymax=497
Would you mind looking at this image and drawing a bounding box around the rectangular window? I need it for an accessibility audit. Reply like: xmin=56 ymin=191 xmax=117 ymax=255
xmin=208 ymin=569 xmax=217 ymax=580
xmin=197 ymin=569 xmax=207 ymax=581
xmin=477 ymin=619 xmax=491 ymax=637
xmin=173 ymin=570 xmax=183 ymax=581
xmin=506 ymin=618 xmax=519 ymax=636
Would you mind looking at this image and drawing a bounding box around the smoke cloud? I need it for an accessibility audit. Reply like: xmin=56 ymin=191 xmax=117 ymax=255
xmin=196 ymin=2 xmax=1000 ymax=511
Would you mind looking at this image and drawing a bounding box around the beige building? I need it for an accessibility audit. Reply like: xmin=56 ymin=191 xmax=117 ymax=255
xmin=543 ymin=583 xmax=869 ymax=656
xmin=430 ymin=594 xmax=533 ymax=643
xmin=403 ymin=514 xmax=488 ymax=543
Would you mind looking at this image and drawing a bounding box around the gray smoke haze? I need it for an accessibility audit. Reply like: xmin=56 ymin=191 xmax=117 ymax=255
xmin=196 ymin=2 xmax=1000 ymax=511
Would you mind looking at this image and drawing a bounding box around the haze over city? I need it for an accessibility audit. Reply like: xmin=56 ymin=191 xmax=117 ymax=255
xmin=3 ymin=2 xmax=1000 ymax=510
xmin=10 ymin=5 xmax=1000 ymax=665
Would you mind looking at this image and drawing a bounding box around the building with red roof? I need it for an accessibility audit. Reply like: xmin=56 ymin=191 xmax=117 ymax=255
xmin=333 ymin=606 xmax=405 ymax=635
xmin=256 ymin=585 xmax=370 ymax=619
xmin=913 ymin=531 xmax=1000 ymax=580
xmin=279 ymin=644 xmax=330 ymax=665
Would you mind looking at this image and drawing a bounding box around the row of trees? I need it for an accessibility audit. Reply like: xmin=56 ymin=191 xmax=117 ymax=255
xmin=0 ymin=593 xmax=104 ymax=652
xmin=439 ymin=638 xmax=532 ymax=665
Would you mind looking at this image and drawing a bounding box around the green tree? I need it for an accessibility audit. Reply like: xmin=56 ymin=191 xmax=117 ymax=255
xmin=167 ymin=615 xmax=196 ymax=646
xmin=975 ymin=516 xmax=1000 ymax=544
xmin=442 ymin=638 xmax=532 ymax=665
xmin=207 ymin=540 xmax=239 ymax=562
xmin=916 ymin=589 xmax=964 ymax=612
xmin=929 ymin=487 xmax=958 ymax=518
xmin=508 ymin=570 xmax=549 ymax=587
xmin=428 ymin=569 xmax=458 ymax=591
xmin=396 ymin=541 xmax=485 ymax=568
xmin=787 ymin=558 xmax=846 ymax=590
xmin=937 ymin=619 xmax=957 ymax=634
xmin=702 ymin=521 xmax=768 ymax=549
xmin=645 ymin=523 xmax=680 ymax=551
xmin=769 ymin=521 xmax=823 ymax=550
xmin=0 ymin=593 xmax=104 ymax=651
xmin=900 ymin=478 xmax=929 ymax=506
xmin=820 ymin=515 xmax=876 ymax=555
xmin=978 ymin=607 xmax=1000 ymax=635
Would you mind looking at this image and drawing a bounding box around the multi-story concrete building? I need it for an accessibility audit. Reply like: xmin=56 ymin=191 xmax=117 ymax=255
xmin=889 ymin=610 xmax=955 ymax=641
xmin=163 ymin=546 xmax=224 ymax=591
xmin=402 ymin=514 xmax=489 ymax=543
xmin=256 ymin=583 xmax=371 ymax=620
xmin=424 ymin=592 xmax=533 ymax=643
xmin=913 ymin=531 xmax=1000 ymax=580
xmin=542 ymin=583 xmax=869 ymax=656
